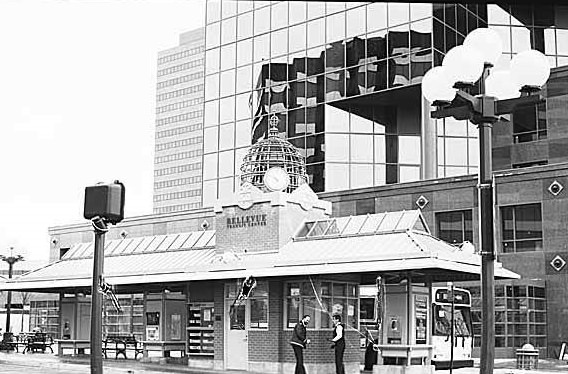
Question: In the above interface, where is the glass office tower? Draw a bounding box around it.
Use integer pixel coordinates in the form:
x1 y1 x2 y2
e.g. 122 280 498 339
201 1 568 207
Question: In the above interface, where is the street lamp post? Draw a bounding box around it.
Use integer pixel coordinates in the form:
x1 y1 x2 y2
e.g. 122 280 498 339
422 28 550 374
1 247 24 338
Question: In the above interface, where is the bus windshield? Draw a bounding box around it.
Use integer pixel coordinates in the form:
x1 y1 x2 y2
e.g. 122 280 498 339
433 305 472 337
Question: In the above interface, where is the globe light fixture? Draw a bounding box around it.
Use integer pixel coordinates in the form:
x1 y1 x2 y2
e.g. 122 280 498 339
510 49 551 89
464 28 503 66
421 66 457 103
442 45 484 85
485 70 521 100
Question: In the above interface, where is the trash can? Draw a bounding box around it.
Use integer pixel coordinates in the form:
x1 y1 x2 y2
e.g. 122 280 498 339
516 343 539 370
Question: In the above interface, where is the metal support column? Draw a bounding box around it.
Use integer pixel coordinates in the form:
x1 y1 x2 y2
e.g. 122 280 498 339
90 217 108 374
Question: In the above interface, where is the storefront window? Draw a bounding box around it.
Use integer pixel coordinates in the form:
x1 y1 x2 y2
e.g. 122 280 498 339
250 282 268 329
285 280 358 329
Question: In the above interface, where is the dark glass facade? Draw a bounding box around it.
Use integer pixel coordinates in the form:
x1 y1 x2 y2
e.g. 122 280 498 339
201 1 568 208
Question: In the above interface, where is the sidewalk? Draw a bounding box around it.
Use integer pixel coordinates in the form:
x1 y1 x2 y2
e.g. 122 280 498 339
0 350 566 374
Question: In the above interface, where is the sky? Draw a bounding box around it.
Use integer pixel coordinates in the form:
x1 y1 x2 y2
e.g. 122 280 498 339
0 0 205 264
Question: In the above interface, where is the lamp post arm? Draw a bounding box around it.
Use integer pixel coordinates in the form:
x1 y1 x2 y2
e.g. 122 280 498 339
494 94 545 115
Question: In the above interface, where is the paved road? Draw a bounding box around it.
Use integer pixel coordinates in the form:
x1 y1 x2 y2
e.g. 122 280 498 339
1 350 566 374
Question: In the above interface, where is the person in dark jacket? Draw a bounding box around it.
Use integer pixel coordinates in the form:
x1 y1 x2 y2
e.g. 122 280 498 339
290 315 311 374
330 314 345 374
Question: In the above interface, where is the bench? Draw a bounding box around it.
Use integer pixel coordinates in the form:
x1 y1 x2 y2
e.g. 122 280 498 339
0 333 21 352
103 334 143 359
55 339 90 356
22 333 54 354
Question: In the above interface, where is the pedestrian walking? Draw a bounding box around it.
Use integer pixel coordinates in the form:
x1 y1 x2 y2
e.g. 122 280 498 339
330 314 345 374
290 315 311 374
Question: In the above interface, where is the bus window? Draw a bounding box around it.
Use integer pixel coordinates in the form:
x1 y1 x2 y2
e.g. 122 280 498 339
434 305 472 337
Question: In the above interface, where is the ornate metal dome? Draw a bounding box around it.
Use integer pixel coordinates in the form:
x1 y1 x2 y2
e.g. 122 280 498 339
240 115 308 193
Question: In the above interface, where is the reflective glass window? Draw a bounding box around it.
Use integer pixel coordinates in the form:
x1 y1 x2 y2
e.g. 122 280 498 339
327 12 346 44
235 120 252 148
511 26 531 53
351 111 373 133
444 5 457 29
271 28 288 57
307 18 325 48
289 23 307 53
235 147 249 175
236 38 253 67
326 41 345 71
205 74 219 101
325 70 345 101
236 92 251 120
202 180 217 207
350 164 373 189
346 6 366 38
326 2 345 15
206 48 220 75
411 3 431 21
351 134 373 162
445 138 468 166
306 105 324 133
308 1 325 19
220 69 235 97
221 43 236 71
206 22 221 50
218 151 234 178
389 24 410 57
254 6 270 35
374 164 386 185
557 29 568 55
325 133 349 162
399 165 420 182
253 34 270 62
237 1 253 14
236 65 252 93
218 177 234 197
219 122 235 151
367 3 387 32
411 20 432 50
325 104 349 132
207 1 221 23
389 3 410 27
457 5 467 35
488 4 510 25
221 17 237 45
544 28 556 55
436 210 473 244
374 135 386 163
289 2 306 25
221 0 236 18
271 2 288 30
306 134 324 163
203 127 219 154
204 100 219 127
219 96 235 124
326 163 349 191
254 1 270 10
237 12 253 40
203 153 217 180
398 136 421 164
288 108 306 137
307 46 325 75
367 29 388 61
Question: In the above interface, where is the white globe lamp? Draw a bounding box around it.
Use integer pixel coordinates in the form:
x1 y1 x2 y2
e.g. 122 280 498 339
421 66 457 103
464 28 503 66
510 49 551 88
442 45 485 85
485 70 521 100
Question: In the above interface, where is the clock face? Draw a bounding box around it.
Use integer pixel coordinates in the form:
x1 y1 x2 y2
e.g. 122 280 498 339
264 167 290 192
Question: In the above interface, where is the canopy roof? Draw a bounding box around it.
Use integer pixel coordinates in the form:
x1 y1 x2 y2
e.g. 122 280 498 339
0 210 518 292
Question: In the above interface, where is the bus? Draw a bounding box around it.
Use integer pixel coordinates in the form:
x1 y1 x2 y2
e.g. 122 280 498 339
431 286 474 369
358 285 474 370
